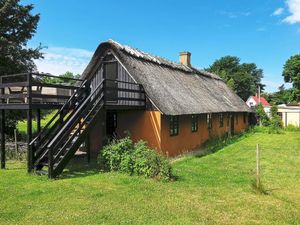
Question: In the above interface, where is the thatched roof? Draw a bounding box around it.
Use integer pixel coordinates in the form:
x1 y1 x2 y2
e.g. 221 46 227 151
82 39 252 115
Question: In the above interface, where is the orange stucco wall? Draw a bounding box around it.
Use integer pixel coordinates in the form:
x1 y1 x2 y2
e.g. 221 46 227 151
160 112 248 157
91 111 248 158
116 110 162 152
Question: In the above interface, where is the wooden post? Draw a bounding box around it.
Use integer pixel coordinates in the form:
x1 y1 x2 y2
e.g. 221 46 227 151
27 73 33 173
0 110 5 169
37 109 41 135
0 75 5 169
256 143 260 188
14 129 18 154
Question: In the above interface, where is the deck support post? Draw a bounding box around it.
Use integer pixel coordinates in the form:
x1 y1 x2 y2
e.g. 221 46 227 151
37 109 41 135
0 75 5 169
1 110 5 169
27 109 33 172
27 73 33 173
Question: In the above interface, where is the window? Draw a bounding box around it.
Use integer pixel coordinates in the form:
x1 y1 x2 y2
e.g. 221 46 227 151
236 113 238 125
191 115 198 132
219 113 224 127
207 113 212 129
170 116 179 136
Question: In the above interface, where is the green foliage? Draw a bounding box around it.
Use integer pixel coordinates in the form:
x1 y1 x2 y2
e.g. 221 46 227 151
206 56 264 100
283 54 300 95
98 137 173 181
255 103 270 126
268 105 283 134
0 0 42 135
42 72 80 85
267 85 297 105
0 0 42 75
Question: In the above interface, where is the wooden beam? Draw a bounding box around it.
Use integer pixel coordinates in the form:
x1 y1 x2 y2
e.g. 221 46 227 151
27 74 33 173
37 109 41 135
1 110 5 169
0 76 5 169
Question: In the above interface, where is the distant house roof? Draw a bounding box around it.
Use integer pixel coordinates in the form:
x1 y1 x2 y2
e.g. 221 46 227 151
82 39 252 115
250 96 270 107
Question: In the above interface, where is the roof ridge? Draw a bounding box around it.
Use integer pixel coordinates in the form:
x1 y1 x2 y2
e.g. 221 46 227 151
108 39 221 80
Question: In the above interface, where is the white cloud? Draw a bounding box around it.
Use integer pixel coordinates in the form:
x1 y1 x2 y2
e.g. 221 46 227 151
283 0 300 24
272 7 284 16
34 47 94 75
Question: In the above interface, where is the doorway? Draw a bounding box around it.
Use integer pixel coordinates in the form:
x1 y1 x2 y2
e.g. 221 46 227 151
106 111 118 138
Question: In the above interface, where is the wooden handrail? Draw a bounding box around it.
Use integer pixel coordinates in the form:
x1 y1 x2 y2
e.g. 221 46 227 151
47 79 104 149
29 79 88 146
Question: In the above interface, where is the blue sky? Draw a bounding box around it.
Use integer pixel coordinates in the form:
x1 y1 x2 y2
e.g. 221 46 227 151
22 0 300 92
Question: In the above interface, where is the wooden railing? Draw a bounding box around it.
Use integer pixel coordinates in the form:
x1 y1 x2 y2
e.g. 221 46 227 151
27 78 146 178
0 73 83 107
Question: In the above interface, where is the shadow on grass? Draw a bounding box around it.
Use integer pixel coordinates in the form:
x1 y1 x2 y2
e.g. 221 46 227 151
194 131 253 159
59 157 100 180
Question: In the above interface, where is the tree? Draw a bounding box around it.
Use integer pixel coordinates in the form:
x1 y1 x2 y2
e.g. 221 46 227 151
42 72 81 85
0 0 43 75
255 103 269 126
283 54 300 93
0 0 42 134
206 56 264 101
268 85 295 105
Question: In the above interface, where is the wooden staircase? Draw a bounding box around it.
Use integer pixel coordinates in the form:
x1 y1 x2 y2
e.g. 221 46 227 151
29 80 105 178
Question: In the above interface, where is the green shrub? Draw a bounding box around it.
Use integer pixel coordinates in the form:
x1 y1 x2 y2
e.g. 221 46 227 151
268 105 283 134
98 137 173 181
255 104 270 126
98 137 134 172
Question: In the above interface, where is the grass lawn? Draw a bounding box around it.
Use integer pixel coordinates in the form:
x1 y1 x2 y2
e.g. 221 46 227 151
16 111 57 134
0 132 299 224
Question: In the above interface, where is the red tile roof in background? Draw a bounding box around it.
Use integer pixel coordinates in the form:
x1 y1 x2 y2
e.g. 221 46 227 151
251 96 270 106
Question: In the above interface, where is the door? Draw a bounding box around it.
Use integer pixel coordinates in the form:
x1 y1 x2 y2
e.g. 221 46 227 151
104 62 118 101
230 113 235 135
106 112 118 138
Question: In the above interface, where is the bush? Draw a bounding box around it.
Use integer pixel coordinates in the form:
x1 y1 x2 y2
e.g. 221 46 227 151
268 105 283 134
255 104 270 126
98 137 173 181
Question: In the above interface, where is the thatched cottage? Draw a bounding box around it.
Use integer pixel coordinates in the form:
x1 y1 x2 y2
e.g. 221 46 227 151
0 39 252 178
83 40 252 157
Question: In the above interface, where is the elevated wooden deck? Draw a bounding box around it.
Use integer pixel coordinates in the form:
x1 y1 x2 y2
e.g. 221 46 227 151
0 73 82 110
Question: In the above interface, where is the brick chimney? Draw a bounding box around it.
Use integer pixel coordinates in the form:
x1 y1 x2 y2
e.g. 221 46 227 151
179 51 191 67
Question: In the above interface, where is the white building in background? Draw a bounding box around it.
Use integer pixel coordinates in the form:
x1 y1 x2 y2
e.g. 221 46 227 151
246 95 270 115
277 104 300 127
